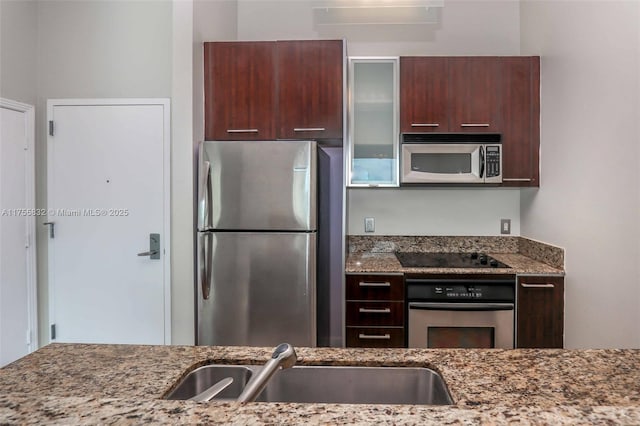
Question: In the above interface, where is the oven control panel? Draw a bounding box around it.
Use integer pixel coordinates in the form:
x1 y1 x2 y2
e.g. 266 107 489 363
407 280 515 302
434 286 484 298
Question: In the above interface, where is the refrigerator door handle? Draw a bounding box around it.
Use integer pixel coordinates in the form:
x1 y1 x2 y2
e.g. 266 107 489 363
199 233 212 300
198 160 211 230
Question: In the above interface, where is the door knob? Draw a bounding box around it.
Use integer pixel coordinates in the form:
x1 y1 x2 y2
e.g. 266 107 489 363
138 233 160 260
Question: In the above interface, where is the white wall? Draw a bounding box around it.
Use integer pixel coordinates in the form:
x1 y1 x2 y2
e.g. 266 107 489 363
349 188 520 235
237 0 523 236
34 0 173 346
0 0 38 105
237 0 520 56
520 1 640 348
171 0 195 345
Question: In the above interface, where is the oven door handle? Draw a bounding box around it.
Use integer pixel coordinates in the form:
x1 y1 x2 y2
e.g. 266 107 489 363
409 302 514 311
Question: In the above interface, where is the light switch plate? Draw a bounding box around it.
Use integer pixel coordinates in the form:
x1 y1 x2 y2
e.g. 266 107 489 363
500 219 511 235
364 217 375 233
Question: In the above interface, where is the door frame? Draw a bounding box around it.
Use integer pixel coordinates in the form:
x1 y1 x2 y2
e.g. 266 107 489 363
0 97 37 353
46 98 172 344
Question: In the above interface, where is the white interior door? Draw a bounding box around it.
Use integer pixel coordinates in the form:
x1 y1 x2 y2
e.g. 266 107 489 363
47 99 170 345
0 99 37 367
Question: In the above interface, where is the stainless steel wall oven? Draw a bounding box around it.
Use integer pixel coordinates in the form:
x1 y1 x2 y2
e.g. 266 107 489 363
406 275 515 349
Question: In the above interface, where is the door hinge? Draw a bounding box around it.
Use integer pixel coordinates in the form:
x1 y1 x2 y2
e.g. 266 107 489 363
49 120 54 136
26 329 32 345
51 324 56 340
25 233 30 248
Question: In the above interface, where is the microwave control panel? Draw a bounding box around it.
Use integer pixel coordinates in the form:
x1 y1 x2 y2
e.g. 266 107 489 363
485 145 501 178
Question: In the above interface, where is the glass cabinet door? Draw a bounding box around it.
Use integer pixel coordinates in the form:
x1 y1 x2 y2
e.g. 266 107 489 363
348 57 399 187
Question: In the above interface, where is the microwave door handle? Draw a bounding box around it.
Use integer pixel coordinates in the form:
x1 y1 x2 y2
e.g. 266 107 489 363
479 146 485 179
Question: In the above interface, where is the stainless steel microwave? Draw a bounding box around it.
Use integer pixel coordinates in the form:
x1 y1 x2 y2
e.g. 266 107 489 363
401 133 502 184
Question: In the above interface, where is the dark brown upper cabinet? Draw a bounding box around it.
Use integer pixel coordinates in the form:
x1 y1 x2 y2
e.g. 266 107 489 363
399 56 540 186
448 57 502 133
204 40 343 141
277 40 344 140
400 57 448 133
204 42 277 140
400 57 501 133
500 57 540 186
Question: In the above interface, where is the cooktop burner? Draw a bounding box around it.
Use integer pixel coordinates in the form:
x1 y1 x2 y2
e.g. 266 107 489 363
395 252 510 269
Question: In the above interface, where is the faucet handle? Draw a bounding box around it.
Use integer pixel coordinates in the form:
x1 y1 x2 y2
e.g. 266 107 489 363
272 343 297 369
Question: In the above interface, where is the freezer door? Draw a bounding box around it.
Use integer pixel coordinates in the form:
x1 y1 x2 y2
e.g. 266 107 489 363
197 232 316 347
201 140 317 231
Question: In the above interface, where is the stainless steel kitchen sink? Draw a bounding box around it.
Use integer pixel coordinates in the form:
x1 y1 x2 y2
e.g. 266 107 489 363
165 365 453 405
164 365 253 400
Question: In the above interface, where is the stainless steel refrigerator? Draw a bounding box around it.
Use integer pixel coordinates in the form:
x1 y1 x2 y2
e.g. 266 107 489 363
196 140 317 347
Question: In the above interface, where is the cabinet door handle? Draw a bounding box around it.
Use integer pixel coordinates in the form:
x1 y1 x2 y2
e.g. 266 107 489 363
359 308 391 314
359 281 391 288
520 283 555 288
503 178 532 182
358 333 391 340
411 123 439 127
460 123 490 127
227 129 258 133
293 127 325 132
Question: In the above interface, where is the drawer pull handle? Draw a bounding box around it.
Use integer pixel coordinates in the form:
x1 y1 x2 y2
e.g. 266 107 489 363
460 123 490 127
294 127 325 132
359 282 391 288
411 123 439 127
226 129 259 133
521 283 555 288
503 178 532 182
358 333 391 340
359 308 391 314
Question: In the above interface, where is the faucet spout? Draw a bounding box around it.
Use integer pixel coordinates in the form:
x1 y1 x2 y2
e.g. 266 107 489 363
236 343 297 403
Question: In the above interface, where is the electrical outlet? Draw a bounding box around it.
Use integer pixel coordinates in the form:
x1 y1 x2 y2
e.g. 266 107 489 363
364 217 375 233
500 219 511 235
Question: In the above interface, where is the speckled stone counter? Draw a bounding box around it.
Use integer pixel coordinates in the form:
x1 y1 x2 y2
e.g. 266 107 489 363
346 252 563 275
2 344 640 424
346 236 565 275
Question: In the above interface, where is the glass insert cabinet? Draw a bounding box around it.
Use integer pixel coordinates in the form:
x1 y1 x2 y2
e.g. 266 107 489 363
347 57 399 187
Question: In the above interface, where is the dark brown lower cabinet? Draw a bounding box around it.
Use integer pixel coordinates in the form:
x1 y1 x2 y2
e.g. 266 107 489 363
345 274 405 348
516 276 564 348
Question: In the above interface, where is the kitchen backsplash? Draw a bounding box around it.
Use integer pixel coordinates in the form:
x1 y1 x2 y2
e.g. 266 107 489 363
517 238 565 269
347 235 564 270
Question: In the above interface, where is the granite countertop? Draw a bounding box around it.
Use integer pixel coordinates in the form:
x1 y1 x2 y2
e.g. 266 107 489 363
345 252 564 275
2 344 640 424
345 236 565 276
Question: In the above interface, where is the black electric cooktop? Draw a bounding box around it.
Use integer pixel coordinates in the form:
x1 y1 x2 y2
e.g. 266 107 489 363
395 252 511 269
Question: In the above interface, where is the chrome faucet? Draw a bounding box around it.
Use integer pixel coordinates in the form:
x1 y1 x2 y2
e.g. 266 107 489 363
236 343 297 403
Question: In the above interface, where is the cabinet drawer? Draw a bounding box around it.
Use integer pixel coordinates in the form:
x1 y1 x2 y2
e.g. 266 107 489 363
346 301 404 327
346 274 404 301
346 327 405 348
